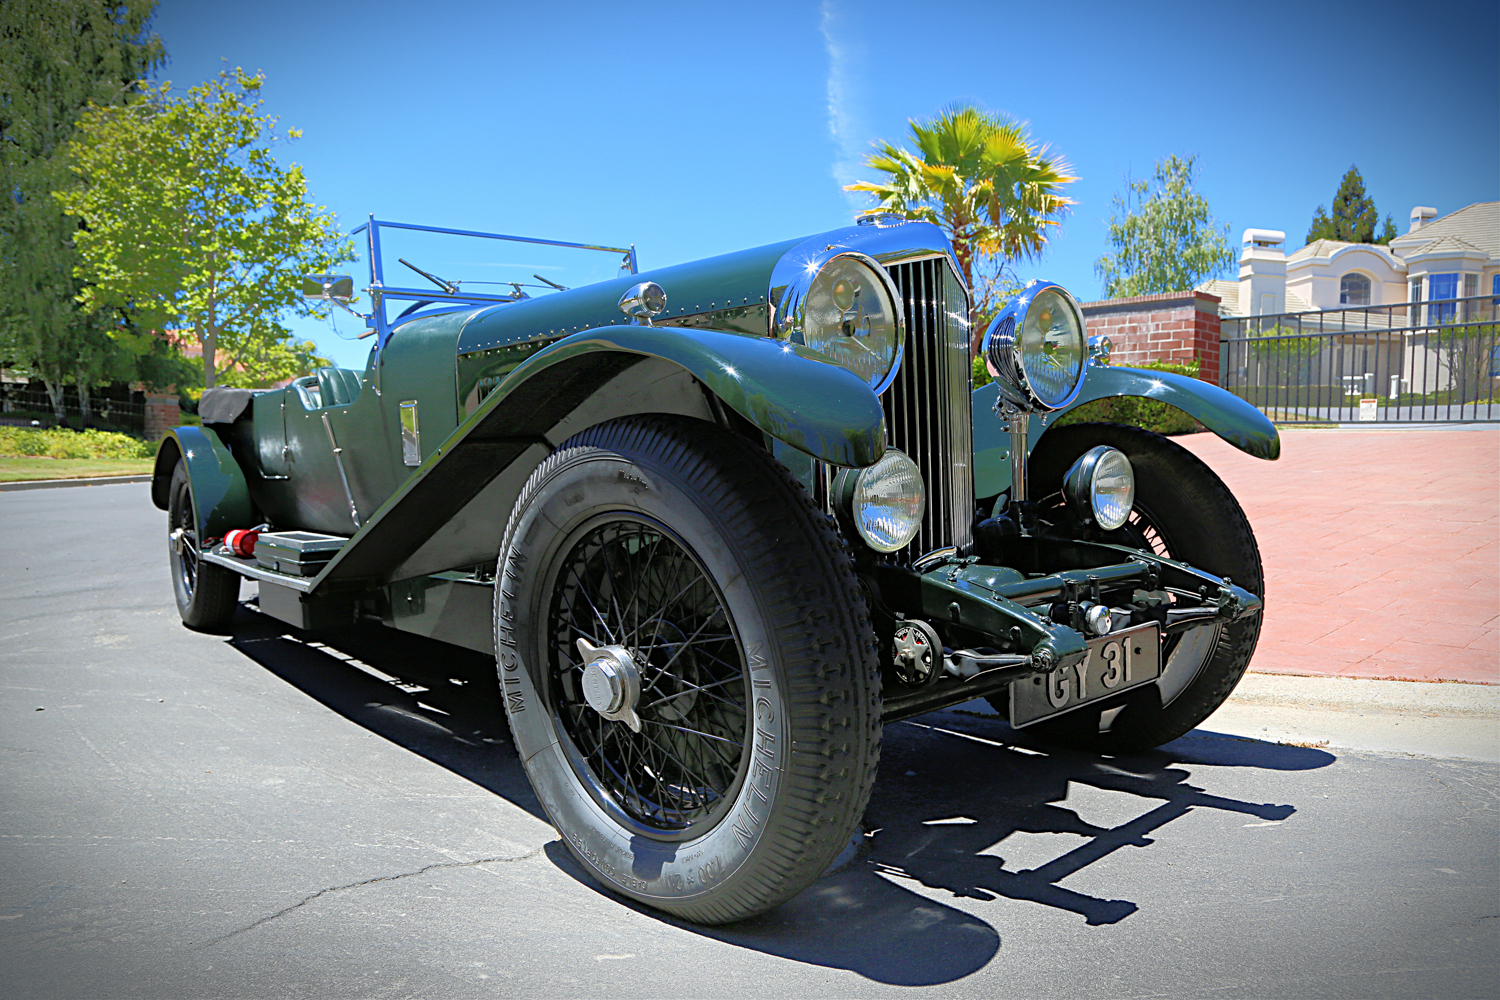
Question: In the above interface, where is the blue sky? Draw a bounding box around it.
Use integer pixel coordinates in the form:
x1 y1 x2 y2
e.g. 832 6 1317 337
152 0 1499 369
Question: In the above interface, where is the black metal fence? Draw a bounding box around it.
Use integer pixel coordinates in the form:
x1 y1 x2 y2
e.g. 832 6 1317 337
0 387 147 432
1220 294 1498 423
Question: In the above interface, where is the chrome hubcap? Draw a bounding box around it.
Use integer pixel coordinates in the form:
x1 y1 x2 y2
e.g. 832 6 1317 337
576 638 642 732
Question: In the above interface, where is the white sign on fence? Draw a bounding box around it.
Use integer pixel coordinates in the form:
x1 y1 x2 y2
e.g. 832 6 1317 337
1359 398 1379 421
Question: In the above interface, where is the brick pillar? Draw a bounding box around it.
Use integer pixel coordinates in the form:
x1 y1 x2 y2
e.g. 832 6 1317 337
1191 302 1222 385
143 388 180 442
1078 291 1223 384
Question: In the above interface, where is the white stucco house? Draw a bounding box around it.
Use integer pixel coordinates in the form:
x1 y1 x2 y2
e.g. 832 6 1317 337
1200 201 1499 319
1205 201 1498 412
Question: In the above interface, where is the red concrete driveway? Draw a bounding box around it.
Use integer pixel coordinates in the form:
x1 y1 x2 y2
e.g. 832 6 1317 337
1176 427 1498 684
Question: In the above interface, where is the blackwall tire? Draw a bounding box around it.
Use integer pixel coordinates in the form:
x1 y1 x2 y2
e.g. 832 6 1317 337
495 416 880 924
1010 423 1265 752
167 460 240 631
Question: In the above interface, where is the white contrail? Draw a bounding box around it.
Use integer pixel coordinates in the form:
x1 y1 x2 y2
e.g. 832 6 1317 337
820 0 866 210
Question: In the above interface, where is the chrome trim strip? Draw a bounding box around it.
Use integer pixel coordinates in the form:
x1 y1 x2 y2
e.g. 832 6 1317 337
201 549 316 593
878 257 975 563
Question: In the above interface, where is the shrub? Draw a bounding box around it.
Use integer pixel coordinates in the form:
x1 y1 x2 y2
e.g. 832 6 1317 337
0 426 154 460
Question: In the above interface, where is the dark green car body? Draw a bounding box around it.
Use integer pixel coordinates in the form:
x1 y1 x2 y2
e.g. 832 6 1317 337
153 218 1276 721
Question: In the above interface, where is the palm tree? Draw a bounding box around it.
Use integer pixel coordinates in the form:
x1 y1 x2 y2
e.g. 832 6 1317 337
845 104 1077 334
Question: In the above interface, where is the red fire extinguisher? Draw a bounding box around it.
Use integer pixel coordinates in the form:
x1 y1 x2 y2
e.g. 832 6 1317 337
223 524 268 558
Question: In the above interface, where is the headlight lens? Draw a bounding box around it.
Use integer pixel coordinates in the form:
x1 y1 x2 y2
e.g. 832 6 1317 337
1020 288 1085 407
845 448 925 552
1063 445 1135 531
801 256 901 391
983 282 1087 411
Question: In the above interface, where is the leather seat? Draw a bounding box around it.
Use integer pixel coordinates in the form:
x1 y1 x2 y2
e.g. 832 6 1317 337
315 367 363 407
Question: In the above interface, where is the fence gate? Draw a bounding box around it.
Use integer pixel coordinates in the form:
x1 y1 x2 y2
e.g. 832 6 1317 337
1220 293 1498 423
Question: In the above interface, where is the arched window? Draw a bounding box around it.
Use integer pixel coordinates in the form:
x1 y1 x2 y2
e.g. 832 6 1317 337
1340 272 1372 306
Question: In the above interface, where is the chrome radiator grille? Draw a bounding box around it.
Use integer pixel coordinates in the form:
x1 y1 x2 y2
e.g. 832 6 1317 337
881 257 974 564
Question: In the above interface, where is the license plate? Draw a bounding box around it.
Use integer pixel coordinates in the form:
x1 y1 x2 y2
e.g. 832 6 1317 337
1009 623 1162 728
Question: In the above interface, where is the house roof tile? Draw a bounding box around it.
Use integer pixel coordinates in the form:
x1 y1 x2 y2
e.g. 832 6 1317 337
1405 234 1486 259
1287 239 1402 266
1388 202 1499 259
1192 279 1311 317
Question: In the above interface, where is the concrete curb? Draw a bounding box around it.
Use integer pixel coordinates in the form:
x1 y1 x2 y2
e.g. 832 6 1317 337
1209 672 1500 761
0 474 152 492
1277 422 1499 431
1235 672 1499 718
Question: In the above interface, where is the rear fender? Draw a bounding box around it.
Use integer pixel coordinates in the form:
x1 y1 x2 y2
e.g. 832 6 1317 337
972 368 1280 497
150 426 253 539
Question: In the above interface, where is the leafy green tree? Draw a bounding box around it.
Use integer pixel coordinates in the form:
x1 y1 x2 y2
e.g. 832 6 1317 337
0 0 167 422
845 103 1076 331
1306 166 1395 245
58 68 352 389
1094 154 1235 298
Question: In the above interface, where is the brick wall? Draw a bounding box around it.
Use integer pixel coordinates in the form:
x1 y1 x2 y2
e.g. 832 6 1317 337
143 390 180 442
1078 290 1222 385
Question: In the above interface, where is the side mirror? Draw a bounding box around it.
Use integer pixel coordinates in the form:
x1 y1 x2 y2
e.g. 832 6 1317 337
303 274 355 303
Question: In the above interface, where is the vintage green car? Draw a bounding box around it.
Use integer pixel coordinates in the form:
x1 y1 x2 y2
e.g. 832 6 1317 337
152 215 1276 924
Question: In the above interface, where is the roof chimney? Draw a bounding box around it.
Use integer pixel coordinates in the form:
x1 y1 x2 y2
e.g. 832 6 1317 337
1243 229 1285 249
1240 230 1286 316
1409 206 1437 233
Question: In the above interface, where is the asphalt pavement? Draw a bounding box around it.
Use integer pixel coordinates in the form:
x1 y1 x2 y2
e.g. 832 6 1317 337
2 481 1496 998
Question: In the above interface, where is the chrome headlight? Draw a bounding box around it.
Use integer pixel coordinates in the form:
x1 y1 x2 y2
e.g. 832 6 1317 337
775 252 903 393
1063 446 1135 531
834 448 925 552
982 281 1087 411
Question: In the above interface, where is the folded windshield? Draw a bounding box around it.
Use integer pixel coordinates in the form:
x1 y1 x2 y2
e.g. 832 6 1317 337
319 218 636 341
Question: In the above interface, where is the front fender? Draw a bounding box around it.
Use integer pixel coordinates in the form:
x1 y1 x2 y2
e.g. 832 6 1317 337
304 325 885 592
151 426 253 538
477 325 886 468
1063 366 1280 459
972 368 1280 497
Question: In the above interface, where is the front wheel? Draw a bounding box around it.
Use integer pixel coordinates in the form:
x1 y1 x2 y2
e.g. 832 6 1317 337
1018 423 1265 752
496 416 880 924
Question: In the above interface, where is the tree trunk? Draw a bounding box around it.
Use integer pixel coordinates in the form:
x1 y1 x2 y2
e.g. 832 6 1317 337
202 284 219 390
202 325 216 390
75 366 93 427
41 378 66 426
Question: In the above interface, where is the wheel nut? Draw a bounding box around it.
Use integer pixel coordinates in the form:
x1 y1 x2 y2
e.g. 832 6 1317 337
581 657 624 714
575 638 642 732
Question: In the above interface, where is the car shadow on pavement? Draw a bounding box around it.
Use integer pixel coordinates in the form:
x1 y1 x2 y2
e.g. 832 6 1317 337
226 608 1336 988
854 708 1329 928
225 608 548 823
561 708 1335 986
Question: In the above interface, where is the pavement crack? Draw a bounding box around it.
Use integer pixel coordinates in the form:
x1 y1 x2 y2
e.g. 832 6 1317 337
201 847 543 947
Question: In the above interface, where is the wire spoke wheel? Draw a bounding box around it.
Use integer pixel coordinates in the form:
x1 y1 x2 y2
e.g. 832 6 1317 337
496 416 880 924
548 517 749 837
1017 422 1264 751
1115 500 1224 702
172 489 200 597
